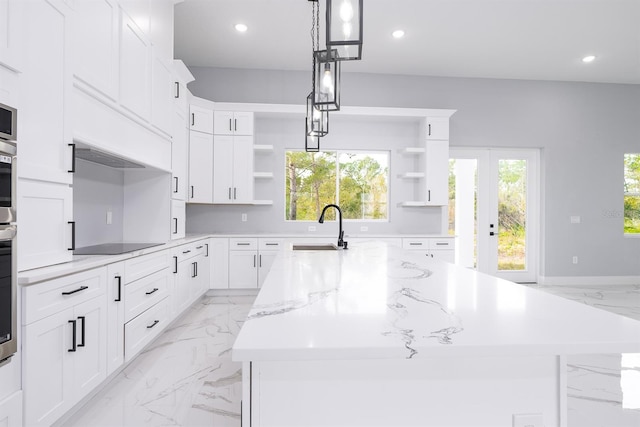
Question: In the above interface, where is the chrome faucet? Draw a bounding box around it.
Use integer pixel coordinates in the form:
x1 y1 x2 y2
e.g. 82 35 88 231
318 204 347 249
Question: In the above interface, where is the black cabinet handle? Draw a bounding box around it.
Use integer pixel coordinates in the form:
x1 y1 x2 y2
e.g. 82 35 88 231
62 285 88 296
191 262 196 278
205 243 209 257
195 261 198 277
253 255 256 268
77 316 86 347
175 81 180 99
265 243 279 246
228 187 231 200
147 320 159 329
428 123 431 136
173 256 178 274
237 242 250 246
409 242 422 246
115 275 122 302
68 221 76 251
68 143 76 173
428 190 431 202
234 187 237 200
68 320 77 352
145 288 159 295
173 218 178 234
234 118 237 131
191 186 194 199
173 176 179 193
229 118 232 132
191 113 195 127
183 250 191 254
259 254 262 268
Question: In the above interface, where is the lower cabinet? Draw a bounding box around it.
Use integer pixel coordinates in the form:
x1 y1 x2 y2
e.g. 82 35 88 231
173 240 209 313
229 238 283 288
402 237 456 263
106 262 125 376
23 269 108 427
124 296 171 361
209 238 229 289
0 391 23 427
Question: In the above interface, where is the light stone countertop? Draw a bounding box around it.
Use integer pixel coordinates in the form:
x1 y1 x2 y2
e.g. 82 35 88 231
232 240 640 361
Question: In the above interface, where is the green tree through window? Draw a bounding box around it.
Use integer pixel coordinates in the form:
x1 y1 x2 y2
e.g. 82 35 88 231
624 153 640 234
285 151 389 221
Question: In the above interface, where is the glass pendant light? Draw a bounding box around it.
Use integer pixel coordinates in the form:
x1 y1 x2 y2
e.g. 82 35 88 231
313 49 341 112
305 120 320 152
306 92 328 137
326 0 363 60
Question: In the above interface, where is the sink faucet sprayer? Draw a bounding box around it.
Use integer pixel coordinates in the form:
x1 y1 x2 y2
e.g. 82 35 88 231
318 204 348 249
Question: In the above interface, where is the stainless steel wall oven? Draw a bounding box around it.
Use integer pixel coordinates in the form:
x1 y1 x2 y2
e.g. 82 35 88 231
0 110 16 365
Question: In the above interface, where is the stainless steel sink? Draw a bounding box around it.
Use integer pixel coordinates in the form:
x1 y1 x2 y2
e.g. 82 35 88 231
292 243 338 251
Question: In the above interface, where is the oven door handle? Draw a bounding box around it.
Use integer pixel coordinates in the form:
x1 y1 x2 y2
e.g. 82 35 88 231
0 225 16 241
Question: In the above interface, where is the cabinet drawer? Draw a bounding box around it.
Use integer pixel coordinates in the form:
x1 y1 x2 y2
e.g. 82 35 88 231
230 237 257 250
258 238 284 251
23 267 106 325
430 239 455 250
124 269 169 322
124 250 170 284
402 239 430 250
175 240 206 263
124 297 170 362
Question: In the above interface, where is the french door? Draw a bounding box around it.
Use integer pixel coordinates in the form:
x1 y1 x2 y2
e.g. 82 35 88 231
449 148 539 283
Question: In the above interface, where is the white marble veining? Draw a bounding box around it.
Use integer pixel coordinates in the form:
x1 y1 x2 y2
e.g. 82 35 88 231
233 242 640 362
64 295 254 427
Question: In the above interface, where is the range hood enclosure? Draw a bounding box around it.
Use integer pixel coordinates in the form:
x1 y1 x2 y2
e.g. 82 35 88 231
75 147 145 169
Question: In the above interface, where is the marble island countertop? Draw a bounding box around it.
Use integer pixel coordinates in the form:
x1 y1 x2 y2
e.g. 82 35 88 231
232 241 640 362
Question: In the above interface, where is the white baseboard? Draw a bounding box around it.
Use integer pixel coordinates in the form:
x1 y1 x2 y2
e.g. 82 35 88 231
538 275 640 286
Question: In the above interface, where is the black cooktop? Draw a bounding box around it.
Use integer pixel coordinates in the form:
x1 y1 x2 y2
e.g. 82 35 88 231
73 242 164 255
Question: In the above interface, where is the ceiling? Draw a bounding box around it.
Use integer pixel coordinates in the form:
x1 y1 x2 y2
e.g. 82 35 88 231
174 0 640 84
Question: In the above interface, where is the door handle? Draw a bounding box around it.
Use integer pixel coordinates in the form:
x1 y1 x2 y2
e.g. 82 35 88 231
68 221 76 251
77 316 86 347
68 320 77 352
174 176 179 193
191 113 195 127
114 275 122 302
68 143 76 173
173 218 178 234
175 81 180 99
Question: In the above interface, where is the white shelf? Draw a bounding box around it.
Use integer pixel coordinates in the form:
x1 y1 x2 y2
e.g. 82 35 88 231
254 172 273 179
254 144 274 152
252 200 274 205
398 201 429 207
398 172 425 179
398 147 426 155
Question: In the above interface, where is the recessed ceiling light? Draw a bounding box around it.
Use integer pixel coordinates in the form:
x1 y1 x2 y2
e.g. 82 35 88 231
582 55 596 63
392 30 405 39
235 23 248 33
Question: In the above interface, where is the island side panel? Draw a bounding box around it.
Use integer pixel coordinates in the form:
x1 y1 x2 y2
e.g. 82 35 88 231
251 356 561 427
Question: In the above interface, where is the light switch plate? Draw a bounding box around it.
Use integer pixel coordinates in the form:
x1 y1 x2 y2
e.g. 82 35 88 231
570 216 581 224
513 413 544 427
308 226 316 232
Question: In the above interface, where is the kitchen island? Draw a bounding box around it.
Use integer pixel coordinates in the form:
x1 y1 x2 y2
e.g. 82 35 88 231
232 241 640 426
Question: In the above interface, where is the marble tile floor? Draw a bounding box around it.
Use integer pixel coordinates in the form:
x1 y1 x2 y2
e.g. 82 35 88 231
63 285 640 427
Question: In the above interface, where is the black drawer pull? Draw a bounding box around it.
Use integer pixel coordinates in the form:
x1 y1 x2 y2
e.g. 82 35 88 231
196 245 203 249
145 288 159 295
147 320 159 329
68 143 76 173
173 256 178 274
435 242 448 246
265 243 279 246
409 242 422 246
68 320 77 352
182 250 191 254
68 221 76 251
237 242 251 246
115 275 122 302
62 285 88 296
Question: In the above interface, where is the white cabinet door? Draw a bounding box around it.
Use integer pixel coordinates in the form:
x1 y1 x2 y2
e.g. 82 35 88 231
119 10 150 120
233 111 254 135
258 251 278 287
213 111 234 135
209 238 229 289
171 111 188 200
188 130 213 203
170 199 186 240
426 117 450 140
0 391 23 427
232 136 254 203
214 111 254 135
150 54 174 136
73 0 118 99
430 250 455 263
72 296 107 400
190 105 213 134
19 0 72 184
229 251 257 289
106 262 125 376
0 0 23 71
23 308 74 427
175 259 195 313
424 139 449 206
212 135 234 203
18 180 73 271
149 0 174 62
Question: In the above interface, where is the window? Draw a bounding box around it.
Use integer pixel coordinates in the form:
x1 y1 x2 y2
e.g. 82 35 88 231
624 153 640 235
285 150 389 221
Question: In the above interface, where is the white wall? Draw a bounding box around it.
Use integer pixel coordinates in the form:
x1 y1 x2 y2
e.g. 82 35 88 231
185 66 640 278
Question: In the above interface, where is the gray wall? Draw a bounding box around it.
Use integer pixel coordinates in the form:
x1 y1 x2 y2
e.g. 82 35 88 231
186 66 640 278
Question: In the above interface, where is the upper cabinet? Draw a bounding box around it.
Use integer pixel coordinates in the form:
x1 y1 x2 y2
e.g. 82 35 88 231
0 0 24 72
119 9 151 121
190 105 214 134
426 117 450 140
72 0 119 100
214 111 254 136
150 53 174 136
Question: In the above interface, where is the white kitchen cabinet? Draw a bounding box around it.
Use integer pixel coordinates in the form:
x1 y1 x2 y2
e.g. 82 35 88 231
209 238 229 289
402 237 455 263
18 180 73 271
174 242 208 311
106 262 125 376
258 239 283 287
124 296 170 362
150 54 174 136
23 269 107 427
190 105 214 134
0 0 23 72
119 9 150 121
424 139 449 206
171 111 189 200
171 199 186 240
72 0 118 100
149 0 174 62
212 135 254 204
173 60 193 120
0 391 22 427
426 117 450 140
213 111 254 136
229 251 258 289
229 238 282 288
188 130 214 203
18 0 73 185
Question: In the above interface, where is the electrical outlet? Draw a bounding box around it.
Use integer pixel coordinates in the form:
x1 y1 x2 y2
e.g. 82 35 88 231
512 413 544 427
308 225 316 232
570 216 581 224
241 213 247 222
106 210 112 225
360 226 369 232
573 256 578 264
